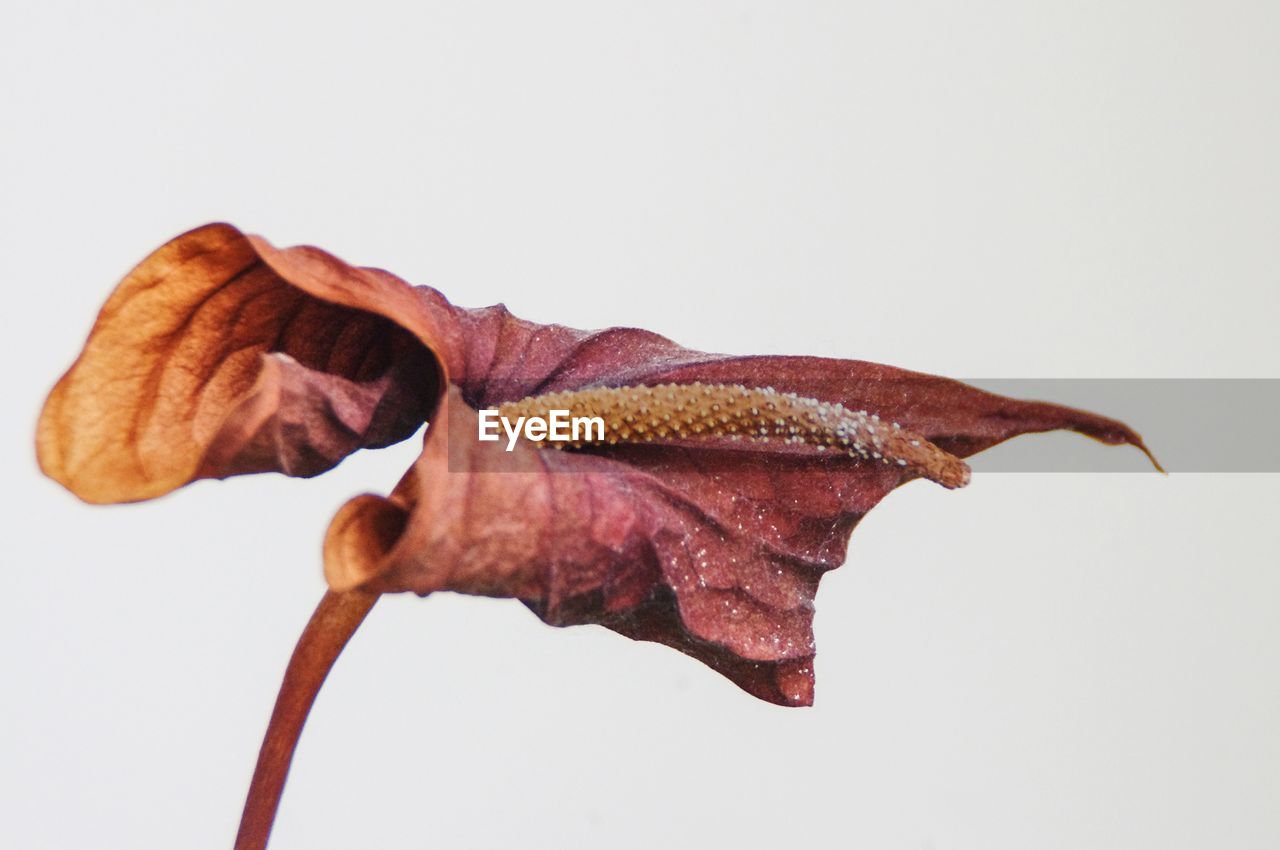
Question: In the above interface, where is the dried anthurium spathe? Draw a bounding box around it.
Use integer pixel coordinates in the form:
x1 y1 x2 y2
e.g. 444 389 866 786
38 223 1160 849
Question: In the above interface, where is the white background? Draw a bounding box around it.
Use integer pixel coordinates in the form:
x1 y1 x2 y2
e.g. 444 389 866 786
2 2 1277 849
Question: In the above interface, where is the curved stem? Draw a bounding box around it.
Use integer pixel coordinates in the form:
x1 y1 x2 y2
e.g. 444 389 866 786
235 589 379 850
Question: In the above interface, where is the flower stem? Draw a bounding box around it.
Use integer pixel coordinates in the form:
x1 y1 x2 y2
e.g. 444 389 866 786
234 589 379 850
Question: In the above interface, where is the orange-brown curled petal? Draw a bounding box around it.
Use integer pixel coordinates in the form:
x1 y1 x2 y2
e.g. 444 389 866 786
37 224 444 504
323 493 409 592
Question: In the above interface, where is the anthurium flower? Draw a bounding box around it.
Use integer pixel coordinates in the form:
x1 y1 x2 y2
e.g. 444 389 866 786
37 223 1158 849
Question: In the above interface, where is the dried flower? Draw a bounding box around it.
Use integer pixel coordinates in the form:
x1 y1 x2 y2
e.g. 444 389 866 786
37 223 1158 848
